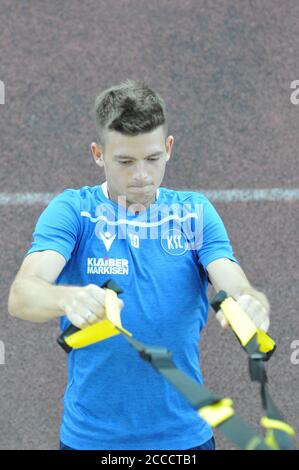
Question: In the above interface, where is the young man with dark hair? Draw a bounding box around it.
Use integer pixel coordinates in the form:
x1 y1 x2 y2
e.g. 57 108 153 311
8 79 270 450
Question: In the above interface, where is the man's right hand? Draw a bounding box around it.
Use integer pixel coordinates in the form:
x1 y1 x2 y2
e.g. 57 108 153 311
58 284 124 329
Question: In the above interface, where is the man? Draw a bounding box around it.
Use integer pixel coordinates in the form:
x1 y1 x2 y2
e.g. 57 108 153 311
8 79 270 450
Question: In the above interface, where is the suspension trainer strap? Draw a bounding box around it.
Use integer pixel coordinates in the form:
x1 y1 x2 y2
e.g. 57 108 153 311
57 280 296 450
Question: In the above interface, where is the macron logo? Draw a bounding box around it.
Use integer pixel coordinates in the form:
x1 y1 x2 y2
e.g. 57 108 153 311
98 231 117 251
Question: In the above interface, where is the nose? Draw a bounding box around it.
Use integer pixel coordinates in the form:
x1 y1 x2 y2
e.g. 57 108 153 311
132 161 150 185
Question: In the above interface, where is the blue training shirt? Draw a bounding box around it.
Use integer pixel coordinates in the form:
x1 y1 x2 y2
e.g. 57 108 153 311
25 182 239 450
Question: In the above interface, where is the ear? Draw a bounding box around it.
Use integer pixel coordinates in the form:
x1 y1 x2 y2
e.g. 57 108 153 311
91 142 104 167
165 135 174 162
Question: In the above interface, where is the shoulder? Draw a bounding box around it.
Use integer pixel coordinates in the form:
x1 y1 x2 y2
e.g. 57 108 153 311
49 185 100 210
159 186 211 207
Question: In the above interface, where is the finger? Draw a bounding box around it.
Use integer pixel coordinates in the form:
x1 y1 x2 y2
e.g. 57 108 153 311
236 294 252 312
65 305 89 329
75 293 106 321
86 284 107 304
86 298 106 320
216 310 229 329
260 317 270 332
84 311 100 325
237 294 270 320
86 285 123 316
237 296 269 326
249 310 269 330
76 318 89 329
241 303 270 332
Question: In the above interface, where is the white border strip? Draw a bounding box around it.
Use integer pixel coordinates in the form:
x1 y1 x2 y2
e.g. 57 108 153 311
200 188 299 202
0 193 56 205
0 189 298 205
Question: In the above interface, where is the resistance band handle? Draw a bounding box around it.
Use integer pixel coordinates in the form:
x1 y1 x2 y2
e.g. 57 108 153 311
210 290 229 313
101 279 123 294
211 290 276 364
57 279 123 353
57 324 80 353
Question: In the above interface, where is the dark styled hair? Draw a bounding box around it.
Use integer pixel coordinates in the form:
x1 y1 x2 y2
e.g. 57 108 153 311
94 79 168 150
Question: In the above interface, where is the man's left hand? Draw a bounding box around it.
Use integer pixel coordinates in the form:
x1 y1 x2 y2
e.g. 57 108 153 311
215 286 271 332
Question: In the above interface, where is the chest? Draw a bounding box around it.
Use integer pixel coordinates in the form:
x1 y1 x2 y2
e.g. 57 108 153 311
78 216 200 280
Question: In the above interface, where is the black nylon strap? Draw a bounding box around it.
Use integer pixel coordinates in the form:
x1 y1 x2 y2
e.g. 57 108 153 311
57 279 296 450
210 290 295 450
120 328 272 450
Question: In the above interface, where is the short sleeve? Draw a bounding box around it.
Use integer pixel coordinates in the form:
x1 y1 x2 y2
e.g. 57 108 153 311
25 189 81 263
197 197 239 271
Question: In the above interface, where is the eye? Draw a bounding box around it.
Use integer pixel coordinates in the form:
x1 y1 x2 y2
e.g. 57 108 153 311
147 157 159 162
119 161 132 165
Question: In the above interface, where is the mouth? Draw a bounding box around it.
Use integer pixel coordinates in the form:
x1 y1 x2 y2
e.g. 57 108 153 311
129 184 153 189
129 187 151 192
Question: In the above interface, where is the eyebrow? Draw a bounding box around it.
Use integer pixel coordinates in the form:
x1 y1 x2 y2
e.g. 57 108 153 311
113 151 164 160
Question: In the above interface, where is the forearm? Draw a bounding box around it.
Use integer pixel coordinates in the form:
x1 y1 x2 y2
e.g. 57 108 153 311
8 276 78 323
208 259 251 298
213 272 269 310
208 259 270 313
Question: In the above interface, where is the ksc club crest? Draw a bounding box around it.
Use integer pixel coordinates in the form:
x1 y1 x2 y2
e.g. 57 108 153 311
161 228 188 256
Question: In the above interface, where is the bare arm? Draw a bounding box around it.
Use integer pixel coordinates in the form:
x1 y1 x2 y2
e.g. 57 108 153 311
7 250 116 327
8 250 75 322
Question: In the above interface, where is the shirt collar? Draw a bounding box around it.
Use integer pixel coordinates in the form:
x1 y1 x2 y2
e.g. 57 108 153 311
101 181 160 201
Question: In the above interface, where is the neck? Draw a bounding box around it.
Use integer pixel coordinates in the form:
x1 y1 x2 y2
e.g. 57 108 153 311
104 182 157 212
